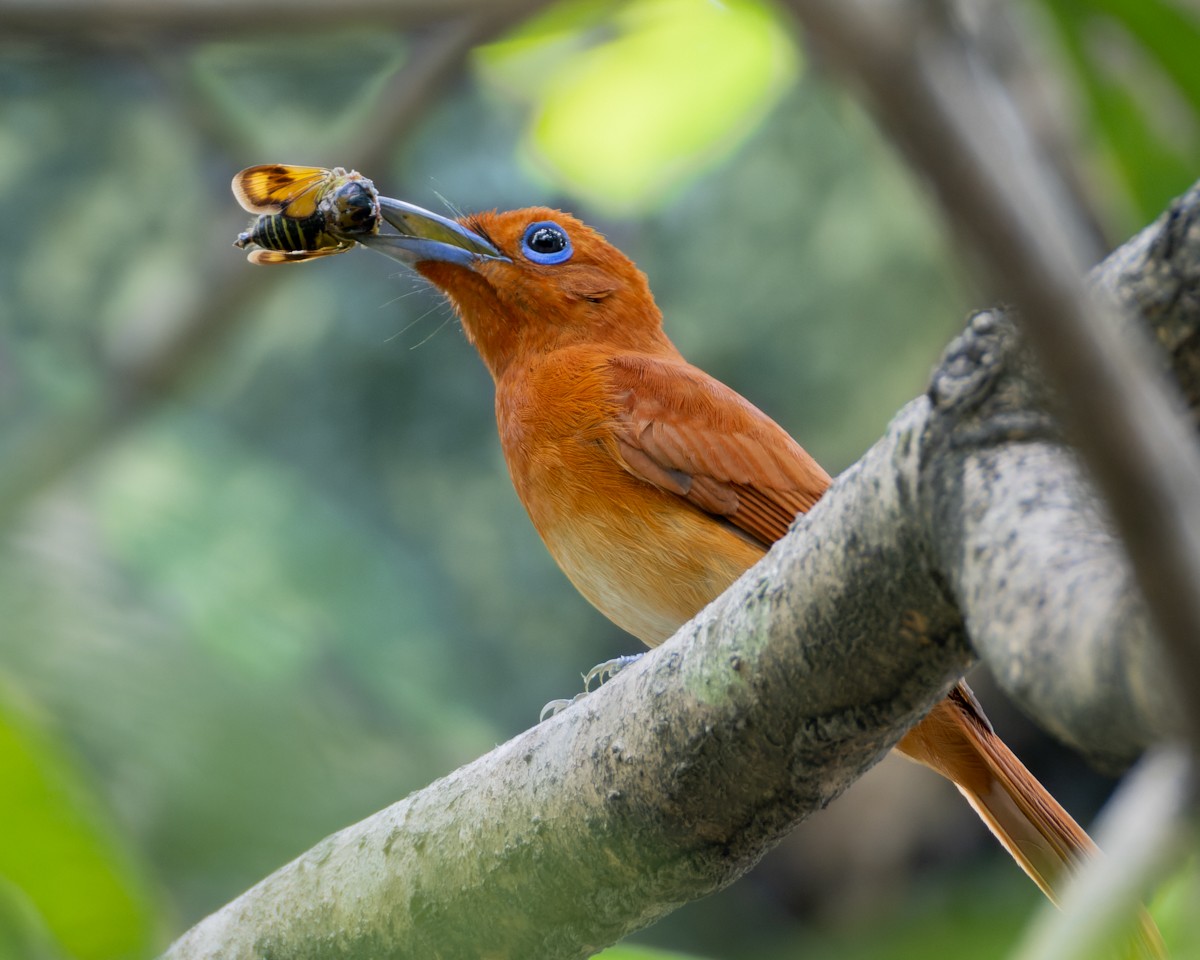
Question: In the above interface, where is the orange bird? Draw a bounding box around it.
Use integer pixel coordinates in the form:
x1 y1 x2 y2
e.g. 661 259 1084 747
359 199 1163 953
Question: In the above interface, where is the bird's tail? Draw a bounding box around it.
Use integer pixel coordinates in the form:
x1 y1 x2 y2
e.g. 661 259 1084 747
898 683 1167 959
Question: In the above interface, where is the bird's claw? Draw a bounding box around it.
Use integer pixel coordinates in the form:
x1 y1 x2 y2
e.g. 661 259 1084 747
539 695 585 722
583 653 644 691
538 653 646 722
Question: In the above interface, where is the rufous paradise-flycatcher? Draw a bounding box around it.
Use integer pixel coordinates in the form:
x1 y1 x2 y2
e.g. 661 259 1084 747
346 196 1162 955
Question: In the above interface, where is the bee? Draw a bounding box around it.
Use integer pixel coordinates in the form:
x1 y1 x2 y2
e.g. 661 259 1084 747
231 164 381 264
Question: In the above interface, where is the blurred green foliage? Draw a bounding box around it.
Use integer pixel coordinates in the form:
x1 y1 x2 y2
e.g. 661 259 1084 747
0 693 156 960
1041 0 1200 228
1149 857 1200 956
0 1 1197 958
596 946 716 960
478 0 798 211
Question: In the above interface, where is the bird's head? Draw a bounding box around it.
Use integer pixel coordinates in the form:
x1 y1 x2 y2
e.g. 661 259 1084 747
361 199 669 378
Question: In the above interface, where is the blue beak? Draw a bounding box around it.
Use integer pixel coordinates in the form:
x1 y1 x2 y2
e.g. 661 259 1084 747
359 197 507 266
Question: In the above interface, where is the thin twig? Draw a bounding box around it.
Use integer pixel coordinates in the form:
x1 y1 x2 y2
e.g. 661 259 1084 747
0 0 507 42
349 7 550 174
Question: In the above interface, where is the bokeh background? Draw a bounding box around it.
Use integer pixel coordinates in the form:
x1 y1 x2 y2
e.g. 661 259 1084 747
2 1 1199 958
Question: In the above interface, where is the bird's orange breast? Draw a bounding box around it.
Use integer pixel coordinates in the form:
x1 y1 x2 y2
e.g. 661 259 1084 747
495 348 766 646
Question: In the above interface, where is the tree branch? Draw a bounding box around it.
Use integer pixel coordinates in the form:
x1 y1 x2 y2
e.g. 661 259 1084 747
159 184 1197 958
781 0 1200 761
163 394 972 960
931 190 1200 768
923 311 1172 769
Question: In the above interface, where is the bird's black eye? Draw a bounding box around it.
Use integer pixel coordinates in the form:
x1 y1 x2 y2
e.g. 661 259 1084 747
521 221 573 265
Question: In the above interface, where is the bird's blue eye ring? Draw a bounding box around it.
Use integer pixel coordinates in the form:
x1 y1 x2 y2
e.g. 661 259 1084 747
521 221 573 265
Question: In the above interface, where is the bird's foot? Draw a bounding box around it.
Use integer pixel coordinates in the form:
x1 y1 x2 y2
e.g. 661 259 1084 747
583 653 644 691
538 653 646 722
539 695 584 722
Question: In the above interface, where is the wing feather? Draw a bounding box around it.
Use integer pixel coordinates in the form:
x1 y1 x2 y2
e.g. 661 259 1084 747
608 354 831 546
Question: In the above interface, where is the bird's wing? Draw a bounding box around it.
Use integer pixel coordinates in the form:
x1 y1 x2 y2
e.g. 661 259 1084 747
607 354 832 546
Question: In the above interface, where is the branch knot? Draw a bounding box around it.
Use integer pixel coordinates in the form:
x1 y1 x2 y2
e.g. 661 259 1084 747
928 309 1011 414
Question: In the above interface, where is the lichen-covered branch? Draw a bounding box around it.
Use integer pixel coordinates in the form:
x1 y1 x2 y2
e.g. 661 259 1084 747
162 395 972 959
926 189 1200 769
925 312 1171 770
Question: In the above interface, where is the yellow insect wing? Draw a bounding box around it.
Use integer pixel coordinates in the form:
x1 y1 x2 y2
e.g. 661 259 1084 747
246 243 352 265
231 164 333 216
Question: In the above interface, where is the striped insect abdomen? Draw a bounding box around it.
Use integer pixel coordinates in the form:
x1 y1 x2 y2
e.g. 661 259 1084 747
236 212 333 253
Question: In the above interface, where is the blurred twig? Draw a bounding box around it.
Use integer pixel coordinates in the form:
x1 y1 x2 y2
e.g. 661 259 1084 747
350 14 531 172
0 0 526 43
946 0 1110 250
139 39 264 164
1014 747 1193 960
780 0 1200 765
0 8 545 528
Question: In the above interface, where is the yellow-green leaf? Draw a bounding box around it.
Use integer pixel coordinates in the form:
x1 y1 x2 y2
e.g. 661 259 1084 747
479 0 799 212
0 694 158 960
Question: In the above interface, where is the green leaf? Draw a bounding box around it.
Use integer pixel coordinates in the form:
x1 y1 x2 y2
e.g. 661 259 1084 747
1068 0 1200 114
0 876 67 960
0 693 157 960
595 946 716 960
478 0 799 212
1144 855 1200 957
1039 0 1200 226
